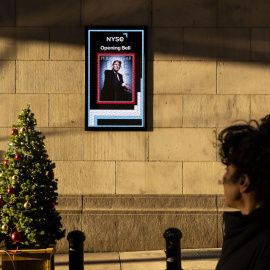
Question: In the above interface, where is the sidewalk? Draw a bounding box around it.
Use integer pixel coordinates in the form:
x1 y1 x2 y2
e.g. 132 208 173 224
55 249 220 270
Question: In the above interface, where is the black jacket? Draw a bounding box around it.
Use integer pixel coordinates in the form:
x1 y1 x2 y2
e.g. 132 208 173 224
100 70 132 102
216 204 270 270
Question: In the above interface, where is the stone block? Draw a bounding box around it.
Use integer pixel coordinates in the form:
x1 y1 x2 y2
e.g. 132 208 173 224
0 61 15 93
217 195 227 211
0 1 15 26
251 28 270 61
0 128 10 159
49 94 83 127
152 95 182 128
218 0 270 27
153 0 217 27
184 28 250 60
56 210 82 253
183 95 250 127
51 195 221 252
82 194 217 211
82 0 151 26
217 212 224 247
82 210 218 252
57 195 83 211
0 94 48 127
251 95 270 120
154 61 216 94
55 161 115 194
16 0 81 26
183 162 224 194
50 27 84 60
115 161 182 194
16 61 84 94
217 195 237 211
151 28 184 60
149 128 216 161
16 27 49 60
40 128 83 161
217 61 270 94
0 28 16 60
84 132 147 161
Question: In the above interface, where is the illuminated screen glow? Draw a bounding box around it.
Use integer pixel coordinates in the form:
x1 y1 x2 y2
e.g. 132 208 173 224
85 26 147 131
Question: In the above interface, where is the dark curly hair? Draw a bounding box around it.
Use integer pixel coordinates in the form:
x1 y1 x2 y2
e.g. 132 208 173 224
218 115 270 203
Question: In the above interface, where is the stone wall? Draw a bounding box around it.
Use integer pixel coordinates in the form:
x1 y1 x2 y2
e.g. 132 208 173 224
0 0 270 252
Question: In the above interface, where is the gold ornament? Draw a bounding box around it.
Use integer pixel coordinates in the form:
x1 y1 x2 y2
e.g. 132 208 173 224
20 127 26 134
2 224 8 231
11 175 19 181
24 202 31 209
0 173 2 177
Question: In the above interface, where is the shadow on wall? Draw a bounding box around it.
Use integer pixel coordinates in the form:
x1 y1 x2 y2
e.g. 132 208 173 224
0 1 269 62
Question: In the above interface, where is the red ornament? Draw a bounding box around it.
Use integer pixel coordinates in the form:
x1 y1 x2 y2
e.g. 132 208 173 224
7 187 14 195
11 129 18 135
4 160 8 166
11 231 21 242
48 171 54 178
15 154 23 161
0 198 4 206
50 202 55 208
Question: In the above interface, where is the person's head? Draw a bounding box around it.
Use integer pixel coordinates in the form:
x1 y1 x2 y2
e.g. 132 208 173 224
218 115 270 207
112 60 121 72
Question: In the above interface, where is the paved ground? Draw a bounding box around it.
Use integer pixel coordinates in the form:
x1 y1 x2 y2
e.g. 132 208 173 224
55 250 219 270
0 249 219 269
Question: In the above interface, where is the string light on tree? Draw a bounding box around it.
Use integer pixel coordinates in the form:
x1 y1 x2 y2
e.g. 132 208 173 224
1 224 8 231
11 175 19 182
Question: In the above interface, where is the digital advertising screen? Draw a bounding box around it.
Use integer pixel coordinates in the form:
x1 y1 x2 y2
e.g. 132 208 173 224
85 26 147 131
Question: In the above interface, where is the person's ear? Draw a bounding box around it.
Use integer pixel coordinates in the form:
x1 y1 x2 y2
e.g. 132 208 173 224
240 174 250 193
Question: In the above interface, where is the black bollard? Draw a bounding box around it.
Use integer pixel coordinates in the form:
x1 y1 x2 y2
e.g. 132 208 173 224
163 228 183 270
67 230 86 270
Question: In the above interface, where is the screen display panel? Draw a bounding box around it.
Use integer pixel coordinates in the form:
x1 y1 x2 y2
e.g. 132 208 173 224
85 26 147 131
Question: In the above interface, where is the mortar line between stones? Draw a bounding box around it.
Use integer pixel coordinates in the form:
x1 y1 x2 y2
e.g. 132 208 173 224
216 195 219 248
48 27 51 61
249 95 252 121
216 0 219 27
216 61 218 95
81 195 84 232
115 161 117 194
80 0 83 27
118 252 123 270
250 28 252 61
15 60 17 94
151 0 153 27
48 95 50 127
182 161 184 195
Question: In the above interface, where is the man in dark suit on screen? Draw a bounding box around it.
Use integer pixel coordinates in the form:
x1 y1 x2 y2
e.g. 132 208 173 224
100 60 132 102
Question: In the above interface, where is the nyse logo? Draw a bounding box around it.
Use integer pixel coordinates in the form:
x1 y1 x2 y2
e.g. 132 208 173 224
106 36 124 42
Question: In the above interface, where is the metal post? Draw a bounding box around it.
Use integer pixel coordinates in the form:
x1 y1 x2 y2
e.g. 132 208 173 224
67 230 86 270
163 228 182 270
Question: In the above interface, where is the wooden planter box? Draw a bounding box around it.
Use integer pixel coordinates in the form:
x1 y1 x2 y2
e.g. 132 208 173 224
0 247 55 270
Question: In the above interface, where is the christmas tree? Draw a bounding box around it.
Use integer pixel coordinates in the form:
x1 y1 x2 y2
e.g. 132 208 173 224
0 104 65 249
